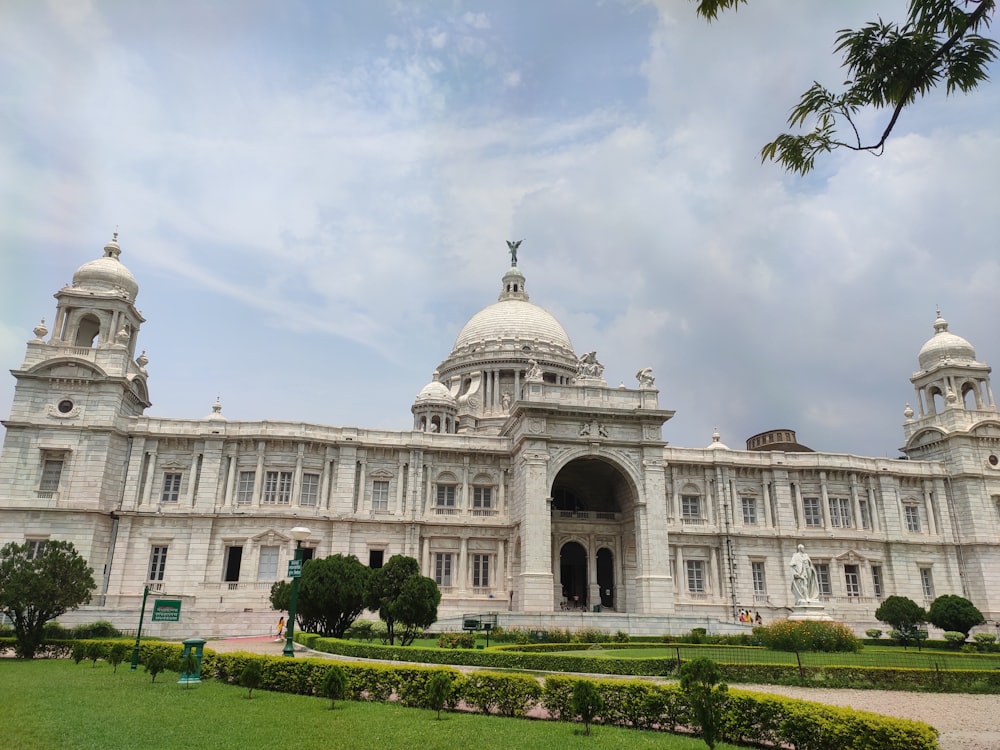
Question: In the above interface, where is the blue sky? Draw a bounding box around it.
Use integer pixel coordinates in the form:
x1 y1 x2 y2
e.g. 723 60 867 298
1 0 998 457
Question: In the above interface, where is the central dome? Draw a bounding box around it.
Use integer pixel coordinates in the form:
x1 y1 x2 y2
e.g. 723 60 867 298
454 298 573 352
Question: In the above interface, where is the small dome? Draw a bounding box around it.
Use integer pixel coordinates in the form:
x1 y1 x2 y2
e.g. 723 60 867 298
706 428 730 450
414 380 456 406
917 313 976 370
72 233 139 301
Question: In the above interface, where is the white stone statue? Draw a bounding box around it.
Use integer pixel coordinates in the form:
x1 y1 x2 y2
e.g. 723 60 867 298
636 367 655 388
525 359 543 382
790 544 820 605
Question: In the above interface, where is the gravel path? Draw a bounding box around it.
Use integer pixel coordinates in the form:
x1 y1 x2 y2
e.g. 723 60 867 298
208 636 1000 750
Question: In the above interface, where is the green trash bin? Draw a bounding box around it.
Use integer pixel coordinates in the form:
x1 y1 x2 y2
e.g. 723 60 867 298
593 605 601 613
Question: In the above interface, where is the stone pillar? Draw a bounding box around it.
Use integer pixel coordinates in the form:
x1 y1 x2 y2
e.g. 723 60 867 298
517 449 554 611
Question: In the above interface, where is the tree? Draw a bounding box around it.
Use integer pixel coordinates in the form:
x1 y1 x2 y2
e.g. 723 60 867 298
678 658 729 750
571 679 604 736
145 651 167 683
927 594 985 638
297 554 371 638
365 555 441 645
875 595 926 630
426 672 454 720
0 540 96 659
240 660 263 699
695 1 998 173
269 579 290 612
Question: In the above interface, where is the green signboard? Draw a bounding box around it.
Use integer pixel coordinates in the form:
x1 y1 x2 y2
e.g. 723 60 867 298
151 599 182 622
287 560 302 578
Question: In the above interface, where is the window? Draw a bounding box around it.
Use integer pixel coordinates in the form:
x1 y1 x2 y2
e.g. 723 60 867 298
814 562 832 596
904 505 921 532
829 497 852 528
161 473 181 503
257 546 279 581
803 497 822 527
39 457 64 492
300 473 319 506
844 564 861 597
859 499 871 530
685 560 705 593
436 484 456 513
237 471 255 504
919 567 934 599
751 561 767 596
263 471 292 504
371 480 389 512
434 553 453 586
473 487 492 509
224 545 243 583
681 495 701 520
472 554 491 588
871 564 884 599
741 497 758 525
25 539 46 560
148 546 168 582
368 549 384 569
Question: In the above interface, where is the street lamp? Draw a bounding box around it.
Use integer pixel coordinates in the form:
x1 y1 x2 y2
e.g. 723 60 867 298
283 526 311 657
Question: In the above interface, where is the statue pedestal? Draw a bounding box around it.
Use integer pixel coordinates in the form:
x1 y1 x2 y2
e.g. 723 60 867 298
787 602 832 621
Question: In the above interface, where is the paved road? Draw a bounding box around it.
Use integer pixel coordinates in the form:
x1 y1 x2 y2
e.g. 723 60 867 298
208 635 1000 750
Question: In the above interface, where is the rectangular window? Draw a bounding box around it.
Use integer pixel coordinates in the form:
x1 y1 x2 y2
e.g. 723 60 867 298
148 546 168 582
161 473 182 503
434 553 453 586
904 505 921 532
859 499 871 530
436 485 456 507
751 561 767 596
39 458 64 492
371 480 390 512
224 545 243 583
237 471 255 504
871 564 884 599
741 497 758 525
681 495 701 519
263 471 293 504
803 497 822 527
472 554 491 588
814 562 832 596
300 473 320 506
25 539 46 560
257 546 279 581
844 564 861 597
919 567 934 599
368 549 384 569
473 487 492 509
829 497 852 528
685 560 705 593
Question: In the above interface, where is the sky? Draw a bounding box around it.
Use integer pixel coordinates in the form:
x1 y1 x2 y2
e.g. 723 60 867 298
1 0 998 458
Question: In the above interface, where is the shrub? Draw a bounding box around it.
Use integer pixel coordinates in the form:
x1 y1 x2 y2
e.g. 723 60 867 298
927 595 985 638
71 642 86 665
571 679 603 735
144 651 168 683
973 633 998 653
321 666 347 709
426 671 453 719
85 641 104 666
240 660 263 698
865 629 882 639
614 630 630 643
459 671 541 716
108 642 128 672
679 658 728 750
943 631 967 648
754 620 859 652
437 632 475 649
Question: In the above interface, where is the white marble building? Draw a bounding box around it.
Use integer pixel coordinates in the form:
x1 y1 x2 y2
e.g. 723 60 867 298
2 237 998 634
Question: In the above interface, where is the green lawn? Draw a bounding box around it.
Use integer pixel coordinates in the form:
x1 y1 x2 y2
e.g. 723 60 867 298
1 659 749 750
553 644 1000 670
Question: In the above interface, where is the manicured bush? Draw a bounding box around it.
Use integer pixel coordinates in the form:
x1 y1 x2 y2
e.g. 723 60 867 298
865 629 882 640
973 633 998 653
459 671 541 716
943 631 966 648
321 665 347 709
754 620 859 652
426 671 453 719
679 658 728 749
240 660 263 698
571 680 603 735
107 642 128 672
437 632 475 649
144 651 168 683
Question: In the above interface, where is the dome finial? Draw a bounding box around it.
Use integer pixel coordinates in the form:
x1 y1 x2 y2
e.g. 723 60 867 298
506 239 523 267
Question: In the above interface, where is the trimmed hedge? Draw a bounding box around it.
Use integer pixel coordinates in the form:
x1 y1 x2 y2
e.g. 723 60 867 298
203 652 938 749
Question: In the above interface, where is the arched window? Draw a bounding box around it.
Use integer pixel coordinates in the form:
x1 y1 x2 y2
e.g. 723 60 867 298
74 314 101 347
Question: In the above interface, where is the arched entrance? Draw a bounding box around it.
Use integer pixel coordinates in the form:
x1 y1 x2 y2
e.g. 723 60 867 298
559 541 587 609
596 548 614 608
550 455 637 613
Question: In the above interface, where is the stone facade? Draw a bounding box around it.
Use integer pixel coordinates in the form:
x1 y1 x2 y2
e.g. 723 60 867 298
2 237 998 634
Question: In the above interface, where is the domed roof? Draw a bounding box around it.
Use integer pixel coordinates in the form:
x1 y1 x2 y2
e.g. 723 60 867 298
917 313 976 370
454 299 573 352
72 234 139 301
414 379 456 406
706 428 730 450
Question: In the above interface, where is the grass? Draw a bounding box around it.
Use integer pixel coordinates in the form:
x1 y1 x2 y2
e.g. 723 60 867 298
1 659 750 750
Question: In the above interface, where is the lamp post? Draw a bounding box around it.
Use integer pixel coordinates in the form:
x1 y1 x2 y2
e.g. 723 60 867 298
283 526 311 657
